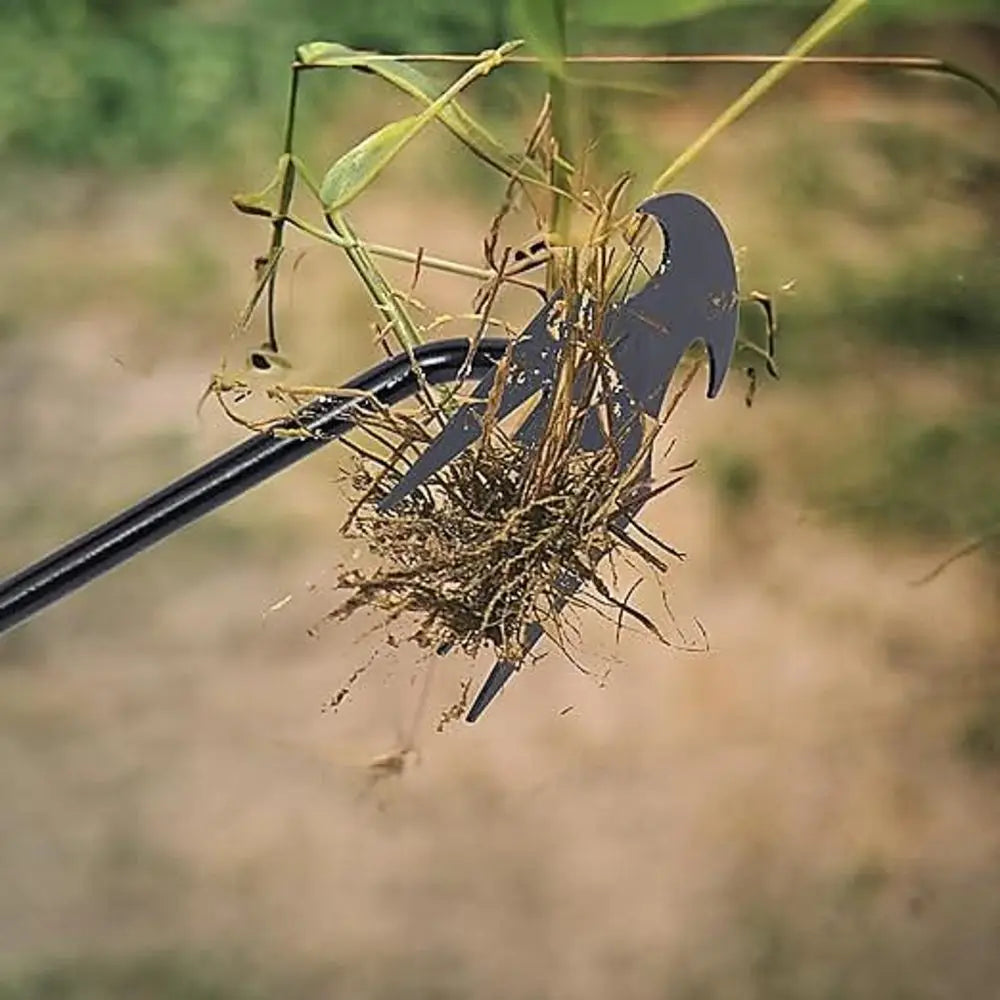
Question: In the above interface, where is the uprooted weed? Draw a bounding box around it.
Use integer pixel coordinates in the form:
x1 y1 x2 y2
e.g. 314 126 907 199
326 280 700 674
208 83 726 705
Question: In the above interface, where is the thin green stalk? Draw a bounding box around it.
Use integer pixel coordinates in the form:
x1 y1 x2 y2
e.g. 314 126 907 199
284 215 501 282
278 147 425 354
605 0 868 298
326 211 455 421
325 211 423 350
548 0 572 290
264 64 302 351
651 0 868 193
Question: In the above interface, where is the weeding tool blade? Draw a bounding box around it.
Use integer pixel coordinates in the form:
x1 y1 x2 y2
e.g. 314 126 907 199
609 191 740 416
377 300 561 511
463 194 740 721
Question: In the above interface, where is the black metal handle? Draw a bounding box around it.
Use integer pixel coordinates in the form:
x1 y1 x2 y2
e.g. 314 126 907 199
0 337 508 638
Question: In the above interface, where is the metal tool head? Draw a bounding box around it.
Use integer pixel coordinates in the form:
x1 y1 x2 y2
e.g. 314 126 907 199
379 192 738 513
378 192 740 720
617 191 739 402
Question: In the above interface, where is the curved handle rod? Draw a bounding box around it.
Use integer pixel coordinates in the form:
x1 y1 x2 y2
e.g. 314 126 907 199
0 337 508 638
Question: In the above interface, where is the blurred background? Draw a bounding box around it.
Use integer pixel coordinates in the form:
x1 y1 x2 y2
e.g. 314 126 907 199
1 1 999 997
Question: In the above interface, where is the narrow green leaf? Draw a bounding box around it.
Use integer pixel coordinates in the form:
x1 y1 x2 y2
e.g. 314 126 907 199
231 155 288 218
319 115 420 211
651 0 869 192
318 43 522 212
297 41 551 187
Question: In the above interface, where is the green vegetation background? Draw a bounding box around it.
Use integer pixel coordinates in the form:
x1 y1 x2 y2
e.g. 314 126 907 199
1 0 997 164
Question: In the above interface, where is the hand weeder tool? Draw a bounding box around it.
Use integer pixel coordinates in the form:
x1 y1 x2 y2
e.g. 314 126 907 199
0 192 738 724
380 191 740 720
0 339 507 638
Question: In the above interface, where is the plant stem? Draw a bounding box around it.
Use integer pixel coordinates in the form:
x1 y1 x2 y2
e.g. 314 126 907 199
284 215 501 282
651 0 867 193
264 63 302 351
325 212 426 354
547 0 572 290
605 0 869 299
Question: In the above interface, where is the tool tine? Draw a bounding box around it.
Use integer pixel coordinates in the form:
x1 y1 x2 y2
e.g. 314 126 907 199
465 652 526 723
378 302 559 511
465 620 548 723
466 440 658 722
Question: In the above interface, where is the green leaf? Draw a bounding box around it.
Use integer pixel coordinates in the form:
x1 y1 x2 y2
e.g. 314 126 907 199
319 115 421 211
508 0 567 77
297 41 550 188
231 155 288 218
317 42 524 212
650 0 869 192
573 0 815 27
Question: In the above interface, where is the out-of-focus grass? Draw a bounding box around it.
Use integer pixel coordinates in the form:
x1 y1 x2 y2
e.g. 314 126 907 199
133 236 226 321
5 865 1000 1000
672 861 1000 1000
775 244 999 556
777 119 999 223
0 0 508 168
0 952 289 1000
0 312 19 346
3 0 994 170
809 407 1000 545
0 224 229 333
773 125 854 212
859 119 1000 205
0 950 482 1000
831 243 1000 358
960 692 1000 767
754 90 998 385
706 447 763 510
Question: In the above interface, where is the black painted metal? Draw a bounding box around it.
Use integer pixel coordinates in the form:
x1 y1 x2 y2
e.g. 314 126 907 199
0 337 508 639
